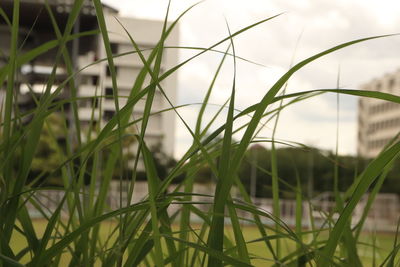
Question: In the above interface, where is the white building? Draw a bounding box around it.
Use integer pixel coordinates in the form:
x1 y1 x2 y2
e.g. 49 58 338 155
78 10 179 158
0 0 178 160
357 69 400 158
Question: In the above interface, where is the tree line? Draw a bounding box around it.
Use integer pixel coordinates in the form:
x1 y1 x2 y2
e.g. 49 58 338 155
191 144 400 198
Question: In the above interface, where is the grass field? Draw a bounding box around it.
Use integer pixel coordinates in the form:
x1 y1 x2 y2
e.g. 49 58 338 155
11 219 397 266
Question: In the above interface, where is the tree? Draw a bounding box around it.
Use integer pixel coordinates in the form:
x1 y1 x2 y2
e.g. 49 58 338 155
25 113 66 186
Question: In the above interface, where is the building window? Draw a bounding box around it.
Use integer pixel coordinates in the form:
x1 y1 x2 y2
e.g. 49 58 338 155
92 76 99 85
110 43 118 54
91 97 99 108
79 100 89 108
106 66 118 77
105 87 113 98
104 110 115 121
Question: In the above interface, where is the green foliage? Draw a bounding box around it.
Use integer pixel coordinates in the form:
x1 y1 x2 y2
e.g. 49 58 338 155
29 113 65 184
238 145 376 198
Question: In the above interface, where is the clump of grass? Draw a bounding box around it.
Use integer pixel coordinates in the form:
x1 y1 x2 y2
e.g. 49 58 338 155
0 1 399 266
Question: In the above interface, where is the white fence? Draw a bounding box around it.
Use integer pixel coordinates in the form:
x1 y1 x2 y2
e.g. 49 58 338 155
246 193 399 231
26 182 399 232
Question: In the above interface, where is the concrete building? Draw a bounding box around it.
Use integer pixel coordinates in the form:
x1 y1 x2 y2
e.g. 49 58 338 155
357 69 400 158
0 0 178 160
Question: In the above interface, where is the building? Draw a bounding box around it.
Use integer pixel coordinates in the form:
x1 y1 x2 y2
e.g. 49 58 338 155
0 0 178 161
357 69 400 158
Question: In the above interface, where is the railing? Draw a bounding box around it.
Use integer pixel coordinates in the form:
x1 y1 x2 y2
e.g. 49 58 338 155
26 184 399 232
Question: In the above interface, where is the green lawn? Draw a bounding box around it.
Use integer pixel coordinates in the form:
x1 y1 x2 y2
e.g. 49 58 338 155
11 219 397 266
223 225 397 267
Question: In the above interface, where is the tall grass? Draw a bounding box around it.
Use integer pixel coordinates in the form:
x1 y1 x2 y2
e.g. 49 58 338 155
0 2 399 266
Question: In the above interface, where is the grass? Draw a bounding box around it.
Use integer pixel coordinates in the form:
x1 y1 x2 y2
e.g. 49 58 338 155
0 1 400 266
10 220 398 267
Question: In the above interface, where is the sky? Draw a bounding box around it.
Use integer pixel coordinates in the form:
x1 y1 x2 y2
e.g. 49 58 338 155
103 0 400 158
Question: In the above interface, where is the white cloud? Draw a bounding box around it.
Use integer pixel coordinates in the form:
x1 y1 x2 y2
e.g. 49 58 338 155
310 10 350 30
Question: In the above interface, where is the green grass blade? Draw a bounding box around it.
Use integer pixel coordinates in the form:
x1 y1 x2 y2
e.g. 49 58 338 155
163 235 253 267
317 141 400 265
180 94 229 266
2 0 19 154
226 198 251 264
0 7 11 28
207 30 393 267
16 205 39 257
207 23 237 265
0 254 24 267
141 141 165 267
27 201 150 266
0 1 20 244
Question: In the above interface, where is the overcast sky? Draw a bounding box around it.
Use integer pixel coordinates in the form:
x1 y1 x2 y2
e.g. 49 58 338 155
103 0 400 158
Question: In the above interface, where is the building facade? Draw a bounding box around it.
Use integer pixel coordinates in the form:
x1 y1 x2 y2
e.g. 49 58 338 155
0 0 178 161
357 69 400 158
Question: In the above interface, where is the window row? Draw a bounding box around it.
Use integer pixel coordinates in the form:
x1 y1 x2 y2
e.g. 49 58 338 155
374 77 399 92
81 75 99 86
109 42 152 56
369 101 399 115
368 138 393 150
78 92 163 109
78 98 99 108
367 117 400 134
